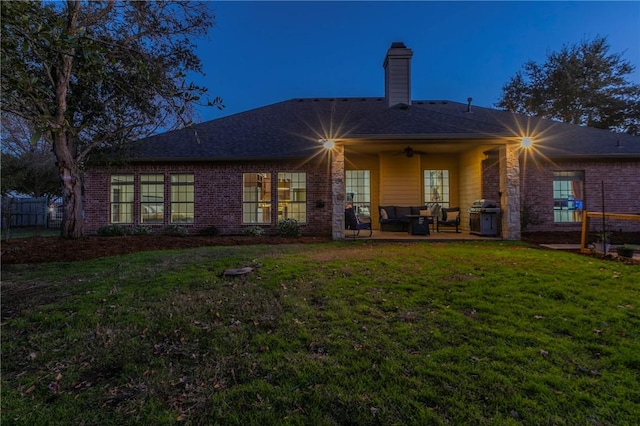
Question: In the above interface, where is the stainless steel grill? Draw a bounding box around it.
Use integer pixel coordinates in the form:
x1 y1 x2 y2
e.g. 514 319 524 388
469 199 501 236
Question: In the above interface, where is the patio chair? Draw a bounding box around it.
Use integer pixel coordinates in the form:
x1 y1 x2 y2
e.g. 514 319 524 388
345 207 372 238
437 207 461 233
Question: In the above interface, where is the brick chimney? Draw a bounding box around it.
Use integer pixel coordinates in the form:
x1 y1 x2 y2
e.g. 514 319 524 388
383 42 413 107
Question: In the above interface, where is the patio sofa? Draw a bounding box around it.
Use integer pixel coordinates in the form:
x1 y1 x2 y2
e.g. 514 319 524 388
378 204 440 232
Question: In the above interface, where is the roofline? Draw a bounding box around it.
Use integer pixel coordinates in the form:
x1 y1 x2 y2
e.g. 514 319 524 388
125 152 640 164
342 133 519 143
125 155 312 163
540 154 640 160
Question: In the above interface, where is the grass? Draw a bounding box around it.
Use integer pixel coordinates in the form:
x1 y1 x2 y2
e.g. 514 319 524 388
1 226 59 240
2 241 639 425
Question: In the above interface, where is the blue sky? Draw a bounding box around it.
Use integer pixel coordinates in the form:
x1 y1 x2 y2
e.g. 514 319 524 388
193 1 640 122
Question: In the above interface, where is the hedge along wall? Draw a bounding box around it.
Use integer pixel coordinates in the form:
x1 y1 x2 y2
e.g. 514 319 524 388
83 159 333 236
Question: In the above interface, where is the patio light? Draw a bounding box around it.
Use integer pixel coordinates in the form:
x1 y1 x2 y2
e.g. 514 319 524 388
521 137 533 148
320 138 335 149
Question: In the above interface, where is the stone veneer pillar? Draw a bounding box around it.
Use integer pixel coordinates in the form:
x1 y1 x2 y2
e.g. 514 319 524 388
499 144 521 240
331 145 345 240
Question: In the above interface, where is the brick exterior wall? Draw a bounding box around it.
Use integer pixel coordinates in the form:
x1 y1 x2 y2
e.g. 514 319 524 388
83 159 334 236
483 157 640 233
481 155 500 202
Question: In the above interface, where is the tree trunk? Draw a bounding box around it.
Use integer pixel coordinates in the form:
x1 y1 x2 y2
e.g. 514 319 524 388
52 1 81 238
54 132 84 239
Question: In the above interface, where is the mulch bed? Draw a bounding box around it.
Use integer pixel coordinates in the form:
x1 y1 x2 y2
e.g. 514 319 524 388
1 235 331 265
2 232 637 265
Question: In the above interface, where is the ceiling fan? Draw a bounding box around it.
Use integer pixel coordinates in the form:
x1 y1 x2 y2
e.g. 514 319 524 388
401 146 427 158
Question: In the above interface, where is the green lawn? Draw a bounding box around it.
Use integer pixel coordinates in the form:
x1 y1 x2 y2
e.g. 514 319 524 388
2 241 639 425
1 226 59 240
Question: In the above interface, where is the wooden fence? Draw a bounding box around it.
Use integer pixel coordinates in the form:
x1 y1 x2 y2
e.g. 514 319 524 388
1 197 62 229
580 212 640 253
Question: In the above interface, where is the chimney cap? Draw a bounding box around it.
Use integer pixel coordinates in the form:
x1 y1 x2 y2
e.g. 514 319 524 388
390 41 407 48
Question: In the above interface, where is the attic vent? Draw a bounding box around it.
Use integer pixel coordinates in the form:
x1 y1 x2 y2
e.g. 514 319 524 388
342 98 349 102
313 99 320 102
429 101 436 104
296 99 304 102
361 98 367 101
416 101 424 105
398 103 409 110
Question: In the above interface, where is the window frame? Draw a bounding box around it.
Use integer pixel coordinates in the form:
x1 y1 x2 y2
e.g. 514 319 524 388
277 172 307 223
140 174 165 224
553 171 584 223
423 169 450 208
345 170 371 216
110 174 134 224
242 172 272 224
170 173 195 224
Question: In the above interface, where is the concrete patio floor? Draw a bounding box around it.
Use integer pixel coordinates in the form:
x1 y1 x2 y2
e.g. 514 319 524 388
347 229 502 242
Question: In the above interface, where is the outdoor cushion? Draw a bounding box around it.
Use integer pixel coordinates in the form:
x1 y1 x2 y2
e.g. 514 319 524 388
380 208 388 220
395 206 412 218
445 210 460 222
380 206 396 219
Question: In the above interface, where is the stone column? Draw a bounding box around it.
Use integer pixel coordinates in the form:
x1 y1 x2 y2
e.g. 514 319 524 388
331 144 345 240
499 144 521 240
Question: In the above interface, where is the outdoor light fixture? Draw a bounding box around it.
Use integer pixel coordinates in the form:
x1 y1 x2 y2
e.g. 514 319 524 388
521 137 533 148
320 138 335 149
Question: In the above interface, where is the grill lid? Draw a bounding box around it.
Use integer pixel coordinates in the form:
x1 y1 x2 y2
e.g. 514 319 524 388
471 199 498 209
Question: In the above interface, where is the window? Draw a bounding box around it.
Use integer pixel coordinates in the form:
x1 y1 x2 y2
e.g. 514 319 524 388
243 173 272 223
277 172 306 222
110 174 134 224
553 171 584 223
346 170 371 216
170 174 194 223
424 170 450 208
140 174 164 224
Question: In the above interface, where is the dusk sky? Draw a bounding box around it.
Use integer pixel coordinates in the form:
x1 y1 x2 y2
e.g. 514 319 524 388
193 1 640 122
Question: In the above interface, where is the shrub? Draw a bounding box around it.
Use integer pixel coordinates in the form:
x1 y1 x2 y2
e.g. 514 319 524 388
199 226 220 236
243 226 265 237
163 224 189 237
96 225 127 236
277 218 302 237
130 225 154 235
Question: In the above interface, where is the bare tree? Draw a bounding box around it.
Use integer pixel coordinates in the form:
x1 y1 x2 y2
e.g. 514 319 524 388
1 114 60 198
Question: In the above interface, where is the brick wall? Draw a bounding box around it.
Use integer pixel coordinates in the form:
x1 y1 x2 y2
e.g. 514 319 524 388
482 157 640 233
481 154 500 202
521 158 639 232
83 159 334 236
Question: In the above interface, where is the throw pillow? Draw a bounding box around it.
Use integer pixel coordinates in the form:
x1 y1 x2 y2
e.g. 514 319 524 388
445 210 459 222
380 208 388 220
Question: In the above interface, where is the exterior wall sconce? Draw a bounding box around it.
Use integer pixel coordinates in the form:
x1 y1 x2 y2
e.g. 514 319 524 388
521 137 533 148
319 139 335 149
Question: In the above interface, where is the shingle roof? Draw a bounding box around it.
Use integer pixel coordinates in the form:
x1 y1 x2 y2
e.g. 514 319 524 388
128 97 640 161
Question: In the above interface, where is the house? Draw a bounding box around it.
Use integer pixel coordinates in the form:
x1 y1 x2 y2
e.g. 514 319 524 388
83 42 640 240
